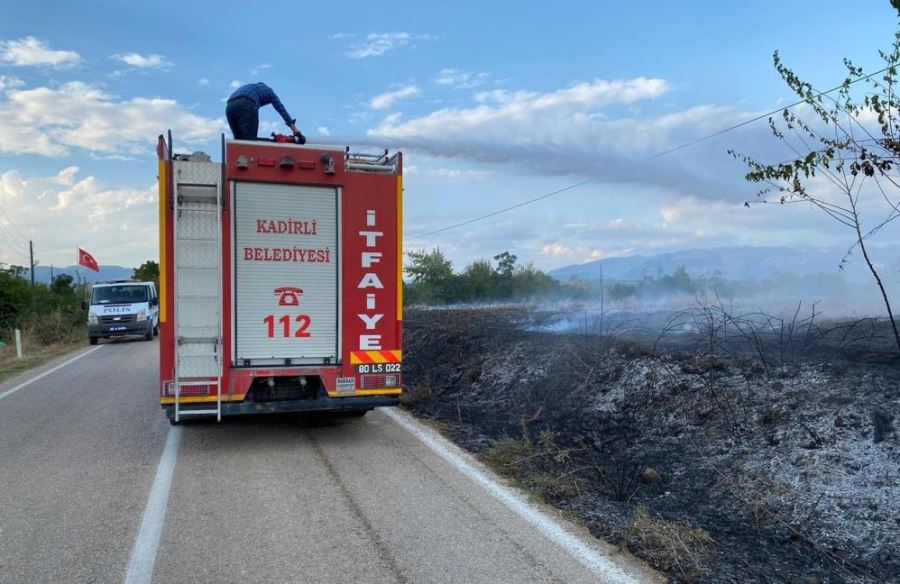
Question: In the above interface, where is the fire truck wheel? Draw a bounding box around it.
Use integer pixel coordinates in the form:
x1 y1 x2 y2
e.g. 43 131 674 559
89 336 98 346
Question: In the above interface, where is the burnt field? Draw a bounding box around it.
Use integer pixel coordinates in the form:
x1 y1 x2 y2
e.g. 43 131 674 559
402 306 900 583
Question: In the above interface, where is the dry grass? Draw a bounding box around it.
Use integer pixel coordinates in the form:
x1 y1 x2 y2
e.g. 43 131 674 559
479 436 537 479
399 384 433 406
627 507 717 582
0 318 86 384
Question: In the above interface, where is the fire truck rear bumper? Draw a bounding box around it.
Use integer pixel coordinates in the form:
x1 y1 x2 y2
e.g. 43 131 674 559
165 395 399 419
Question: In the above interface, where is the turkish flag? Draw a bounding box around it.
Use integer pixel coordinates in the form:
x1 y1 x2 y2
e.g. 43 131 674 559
77 247 100 272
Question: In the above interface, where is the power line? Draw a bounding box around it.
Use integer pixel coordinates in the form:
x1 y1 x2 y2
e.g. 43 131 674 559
0 232 27 256
0 203 29 244
412 63 895 239
415 179 595 238
0 230 29 264
0 204 30 265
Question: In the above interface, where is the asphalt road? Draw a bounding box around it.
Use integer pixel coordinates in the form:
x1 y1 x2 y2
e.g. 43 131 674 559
0 338 656 584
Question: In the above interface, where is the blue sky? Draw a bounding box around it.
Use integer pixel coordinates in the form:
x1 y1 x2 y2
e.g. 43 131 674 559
0 0 897 270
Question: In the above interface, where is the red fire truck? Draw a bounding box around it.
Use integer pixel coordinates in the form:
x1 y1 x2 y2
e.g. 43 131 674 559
156 132 403 422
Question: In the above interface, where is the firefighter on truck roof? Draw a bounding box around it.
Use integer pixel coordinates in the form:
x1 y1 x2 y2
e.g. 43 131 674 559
225 82 306 143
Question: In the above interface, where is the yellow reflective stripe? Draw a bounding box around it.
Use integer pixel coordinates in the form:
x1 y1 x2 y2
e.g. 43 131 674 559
159 394 246 405
355 388 402 396
326 388 403 397
163 389 403 403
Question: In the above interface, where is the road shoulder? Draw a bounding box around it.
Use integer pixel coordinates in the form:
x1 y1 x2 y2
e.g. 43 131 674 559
0 342 98 397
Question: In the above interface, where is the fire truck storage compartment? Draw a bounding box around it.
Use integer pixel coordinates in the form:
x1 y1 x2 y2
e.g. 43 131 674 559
233 181 339 365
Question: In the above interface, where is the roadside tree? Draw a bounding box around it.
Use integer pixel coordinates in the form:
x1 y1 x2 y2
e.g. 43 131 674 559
730 13 900 352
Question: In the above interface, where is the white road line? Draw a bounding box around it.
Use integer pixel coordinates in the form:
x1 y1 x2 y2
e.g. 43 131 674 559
124 426 182 584
0 346 102 402
382 407 653 584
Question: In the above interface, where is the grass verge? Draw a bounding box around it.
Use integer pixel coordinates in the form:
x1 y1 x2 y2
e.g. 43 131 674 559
0 340 85 385
627 507 716 581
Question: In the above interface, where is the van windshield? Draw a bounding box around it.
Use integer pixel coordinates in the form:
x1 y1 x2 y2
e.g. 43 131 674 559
91 285 149 305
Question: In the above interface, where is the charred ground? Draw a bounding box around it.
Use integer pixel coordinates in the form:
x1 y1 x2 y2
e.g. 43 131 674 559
402 306 899 583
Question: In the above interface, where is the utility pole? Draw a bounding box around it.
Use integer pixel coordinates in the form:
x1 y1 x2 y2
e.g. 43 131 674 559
50 264 54 282
29 240 35 287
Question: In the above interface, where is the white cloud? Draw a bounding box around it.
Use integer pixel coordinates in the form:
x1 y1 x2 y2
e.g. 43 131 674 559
370 85 420 110
198 78 209 86
370 77 669 140
345 33 435 59
0 75 24 92
0 167 157 267
0 81 222 156
112 52 172 69
539 243 571 257
249 63 270 75
0 36 80 67
317 126 331 136
258 120 280 135
330 32 354 39
435 68 490 89
229 79 241 89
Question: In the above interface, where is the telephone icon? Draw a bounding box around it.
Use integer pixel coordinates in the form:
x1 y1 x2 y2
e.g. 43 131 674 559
274 286 304 307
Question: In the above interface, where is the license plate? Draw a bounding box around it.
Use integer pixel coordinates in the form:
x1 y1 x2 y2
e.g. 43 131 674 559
336 377 356 392
355 363 402 374
110 326 127 332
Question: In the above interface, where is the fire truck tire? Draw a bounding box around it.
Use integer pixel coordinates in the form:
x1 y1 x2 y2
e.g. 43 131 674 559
89 336 98 346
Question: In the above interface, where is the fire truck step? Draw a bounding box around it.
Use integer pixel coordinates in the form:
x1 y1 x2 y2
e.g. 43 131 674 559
177 336 220 344
177 409 219 416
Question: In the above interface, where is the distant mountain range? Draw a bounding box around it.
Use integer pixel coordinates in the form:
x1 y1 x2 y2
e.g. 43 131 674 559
548 245 900 283
24 265 135 284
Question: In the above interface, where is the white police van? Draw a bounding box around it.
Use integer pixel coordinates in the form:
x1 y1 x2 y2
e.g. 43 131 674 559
85 280 159 345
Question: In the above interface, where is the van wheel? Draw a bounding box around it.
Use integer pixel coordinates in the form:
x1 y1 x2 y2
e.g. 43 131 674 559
145 328 154 341
89 336 98 346
153 323 159 336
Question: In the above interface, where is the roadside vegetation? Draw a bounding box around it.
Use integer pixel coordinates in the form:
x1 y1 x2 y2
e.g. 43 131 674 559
0 264 87 382
730 12 900 353
132 260 160 291
403 247 866 307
